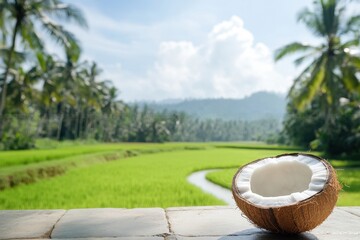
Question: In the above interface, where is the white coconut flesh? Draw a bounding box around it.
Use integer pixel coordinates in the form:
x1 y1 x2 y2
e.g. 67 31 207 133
235 154 328 207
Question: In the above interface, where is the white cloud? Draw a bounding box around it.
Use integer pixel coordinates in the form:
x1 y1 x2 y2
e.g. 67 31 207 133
118 16 292 101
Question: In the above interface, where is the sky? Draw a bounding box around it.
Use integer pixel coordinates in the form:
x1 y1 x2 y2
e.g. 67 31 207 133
60 0 325 102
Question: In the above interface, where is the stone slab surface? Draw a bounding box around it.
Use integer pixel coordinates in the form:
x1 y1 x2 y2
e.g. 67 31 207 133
1 207 359 240
12 238 163 240
167 206 232 211
51 208 169 238
166 206 253 236
53 238 164 240
174 235 360 240
167 207 360 238
311 208 360 235
340 206 360 217
0 210 65 240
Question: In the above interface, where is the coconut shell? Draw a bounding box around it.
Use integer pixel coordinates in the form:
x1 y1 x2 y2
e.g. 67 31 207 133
232 153 341 234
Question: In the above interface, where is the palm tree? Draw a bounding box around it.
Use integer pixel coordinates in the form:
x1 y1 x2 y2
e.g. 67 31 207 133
275 0 360 121
0 0 87 123
102 86 123 115
6 65 39 113
54 47 84 140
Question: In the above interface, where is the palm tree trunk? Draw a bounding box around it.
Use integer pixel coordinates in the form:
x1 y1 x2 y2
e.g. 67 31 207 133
56 102 64 140
0 20 20 136
82 107 87 139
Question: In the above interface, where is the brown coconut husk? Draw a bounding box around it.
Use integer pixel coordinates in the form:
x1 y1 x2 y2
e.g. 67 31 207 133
232 153 341 234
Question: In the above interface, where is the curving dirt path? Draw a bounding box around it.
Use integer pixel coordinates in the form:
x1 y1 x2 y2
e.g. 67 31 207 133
187 169 235 206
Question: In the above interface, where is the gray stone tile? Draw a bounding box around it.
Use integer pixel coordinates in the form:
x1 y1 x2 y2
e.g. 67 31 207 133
314 235 360 240
167 206 234 211
167 207 360 237
0 210 65 240
166 207 253 236
311 208 360 235
165 235 178 240
51 208 169 238
339 207 360 217
173 228 317 239
53 238 164 240
174 234 359 240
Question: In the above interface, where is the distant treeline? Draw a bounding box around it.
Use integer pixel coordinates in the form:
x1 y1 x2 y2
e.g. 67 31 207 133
142 92 286 121
2 105 280 150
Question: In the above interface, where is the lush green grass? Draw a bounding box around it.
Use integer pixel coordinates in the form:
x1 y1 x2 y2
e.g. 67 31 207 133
0 142 358 209
35 138 100 149
206 167 360 206
0 142 210 190
0 144 125 168
0 147 295 209
0 142 209 168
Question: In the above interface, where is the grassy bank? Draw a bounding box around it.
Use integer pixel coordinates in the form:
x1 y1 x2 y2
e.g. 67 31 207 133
0 142 209 190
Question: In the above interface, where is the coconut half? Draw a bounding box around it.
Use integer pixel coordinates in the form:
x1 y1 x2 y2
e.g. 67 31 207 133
232 153 341 234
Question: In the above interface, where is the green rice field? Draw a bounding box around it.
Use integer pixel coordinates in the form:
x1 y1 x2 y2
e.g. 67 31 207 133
0 142 359 209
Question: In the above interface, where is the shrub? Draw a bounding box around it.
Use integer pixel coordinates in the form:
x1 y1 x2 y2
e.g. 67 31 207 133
1 115 36 150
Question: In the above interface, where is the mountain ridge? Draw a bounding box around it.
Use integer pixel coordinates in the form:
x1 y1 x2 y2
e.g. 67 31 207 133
132 91 287 121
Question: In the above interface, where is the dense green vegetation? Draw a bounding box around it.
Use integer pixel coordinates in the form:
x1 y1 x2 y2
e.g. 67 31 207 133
0 142 358 209
275 0 360 157
0 143 298 209
0 0 359 210
0 141 213 190
206 166 360 206
0 0 279 150
0 0 359 158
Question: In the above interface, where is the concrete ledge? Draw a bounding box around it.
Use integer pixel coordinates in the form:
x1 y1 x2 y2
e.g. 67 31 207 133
0 207 359 239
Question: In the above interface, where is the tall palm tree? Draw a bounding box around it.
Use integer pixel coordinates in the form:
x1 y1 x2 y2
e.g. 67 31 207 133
0 0 87 121
6 65 39 113
102 86 123 115
82 62 106 111
275 0 360 121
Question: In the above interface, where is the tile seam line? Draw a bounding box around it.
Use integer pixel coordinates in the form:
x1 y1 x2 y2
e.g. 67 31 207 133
173 233 265 237
48 210 68 239
50 234 173 238
341 208 360 218
164 208 174 235
167 207 235 212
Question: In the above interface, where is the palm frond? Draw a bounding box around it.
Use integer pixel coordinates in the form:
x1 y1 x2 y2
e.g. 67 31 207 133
297 7 326 36
341 39 360 49
0 46 27 63
40 14 80 51
349 56 360 69
47 3 88 29
341 15 360 34
320 0 339 35
274 42 318 61
292 56 326 110
288 58 318 98
0 2 8 35
65 42 81 63
341 67 360 93
36 51 46 71
20 19 44 51
293 51 321 66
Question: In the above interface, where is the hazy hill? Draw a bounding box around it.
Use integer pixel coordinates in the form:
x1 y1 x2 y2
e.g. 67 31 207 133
140 91 287 121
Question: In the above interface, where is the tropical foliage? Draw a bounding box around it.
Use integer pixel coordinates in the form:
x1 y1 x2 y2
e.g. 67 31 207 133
275 0 360 156
1 0 359 157
0 0 281 150
0 0 124 147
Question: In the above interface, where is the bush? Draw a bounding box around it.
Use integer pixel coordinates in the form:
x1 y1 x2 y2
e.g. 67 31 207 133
1 115 37 150
2 131 35 150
